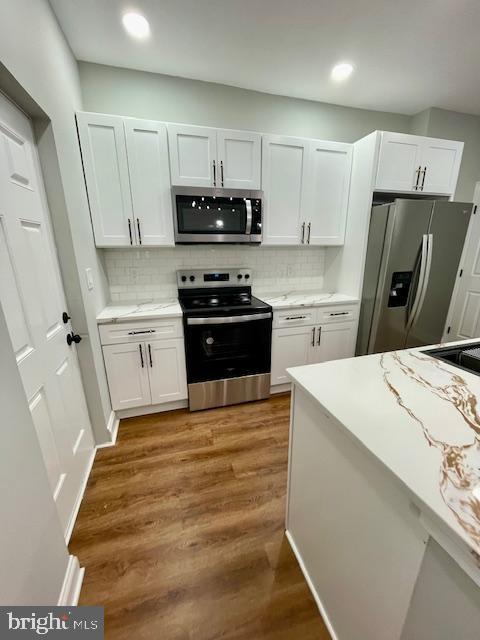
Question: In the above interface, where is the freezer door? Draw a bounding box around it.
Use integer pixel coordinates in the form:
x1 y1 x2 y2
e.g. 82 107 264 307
405 201 472 348
369 200 432 353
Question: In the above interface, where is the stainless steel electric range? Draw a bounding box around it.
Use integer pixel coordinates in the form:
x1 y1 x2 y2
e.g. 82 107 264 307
177 268 272 411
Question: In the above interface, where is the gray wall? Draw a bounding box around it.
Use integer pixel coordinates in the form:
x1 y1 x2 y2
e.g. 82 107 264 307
0 0 112 443
78 62 412 142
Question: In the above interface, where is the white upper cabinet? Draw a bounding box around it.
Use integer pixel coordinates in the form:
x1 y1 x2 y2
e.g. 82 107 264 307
124 119 174 246
77 112 134 247
262 135 309 245
168 124 261 189
307 140 352 245
421 138 463 195
216 129 262 189
167 124 217 187
375 131 463 195
77 112 174 247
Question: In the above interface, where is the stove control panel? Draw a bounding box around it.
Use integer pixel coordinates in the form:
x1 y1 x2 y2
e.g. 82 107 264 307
177 268 252 288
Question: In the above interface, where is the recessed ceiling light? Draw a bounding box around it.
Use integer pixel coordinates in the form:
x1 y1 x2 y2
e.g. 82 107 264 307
122 12 150 39
331 62 354 82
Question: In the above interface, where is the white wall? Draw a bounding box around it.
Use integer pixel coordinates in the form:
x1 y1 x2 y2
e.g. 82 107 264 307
0 0 112 443
105 246 326 302
0 305 70 604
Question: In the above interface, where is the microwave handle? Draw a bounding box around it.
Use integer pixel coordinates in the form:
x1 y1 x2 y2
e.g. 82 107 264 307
245 199 253 235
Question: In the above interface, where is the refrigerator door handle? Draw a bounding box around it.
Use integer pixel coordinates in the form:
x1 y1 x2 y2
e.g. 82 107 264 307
406 234 430 333
409 233 433 332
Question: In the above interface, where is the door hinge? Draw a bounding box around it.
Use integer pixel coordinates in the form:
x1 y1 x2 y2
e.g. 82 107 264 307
459 269 463 277
447 326 451 334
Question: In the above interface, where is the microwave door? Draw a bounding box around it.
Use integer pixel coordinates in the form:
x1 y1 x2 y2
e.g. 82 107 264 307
175 195 250 243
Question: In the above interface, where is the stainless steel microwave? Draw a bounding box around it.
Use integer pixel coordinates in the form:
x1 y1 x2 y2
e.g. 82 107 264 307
173 187 262 244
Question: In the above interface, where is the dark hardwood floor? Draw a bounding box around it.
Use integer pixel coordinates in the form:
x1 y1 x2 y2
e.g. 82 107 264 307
69 394 330 640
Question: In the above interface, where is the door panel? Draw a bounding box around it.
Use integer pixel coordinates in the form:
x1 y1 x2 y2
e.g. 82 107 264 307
147 339 187 403
262 136 308 245
103 343 151 410
370 201 432 353
76 112 133 246
168 124 217 187
407 202 472 347
0 93 95 538
124 119 174 246
308 141 352 245
311 322 356 363
421 139 463 195
216 129 261 189
375 132 422 192
271 325 314 385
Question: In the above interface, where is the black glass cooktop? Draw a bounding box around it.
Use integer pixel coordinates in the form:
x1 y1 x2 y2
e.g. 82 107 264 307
179 287 270 315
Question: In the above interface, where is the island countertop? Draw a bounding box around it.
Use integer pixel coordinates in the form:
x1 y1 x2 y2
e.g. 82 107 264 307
287 344 480 565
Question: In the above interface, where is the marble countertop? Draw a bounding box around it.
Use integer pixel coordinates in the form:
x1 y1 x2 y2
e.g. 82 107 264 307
287 344 480 565
97 291 358 323
96 299 182 323
257 291 359 309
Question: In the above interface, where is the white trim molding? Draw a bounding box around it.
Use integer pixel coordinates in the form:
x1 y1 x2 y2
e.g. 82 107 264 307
97 411 120 449
58 555 85 606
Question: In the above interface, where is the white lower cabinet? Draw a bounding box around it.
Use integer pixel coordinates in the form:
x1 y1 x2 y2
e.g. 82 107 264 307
271 305 358 387
100 319 187 412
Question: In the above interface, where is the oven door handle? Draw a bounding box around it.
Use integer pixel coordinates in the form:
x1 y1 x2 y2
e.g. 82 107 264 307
187 312 272 325
245 199 253 235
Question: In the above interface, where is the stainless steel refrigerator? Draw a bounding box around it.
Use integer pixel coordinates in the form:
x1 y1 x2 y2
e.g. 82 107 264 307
357 199 473 355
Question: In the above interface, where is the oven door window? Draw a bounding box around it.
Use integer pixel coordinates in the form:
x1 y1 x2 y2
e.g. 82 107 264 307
176 196 247 234
185 318 271 383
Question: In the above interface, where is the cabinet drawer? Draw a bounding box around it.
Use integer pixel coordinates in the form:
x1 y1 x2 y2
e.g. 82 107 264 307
273 308 316 328
315 305 358 324
99 318 183 345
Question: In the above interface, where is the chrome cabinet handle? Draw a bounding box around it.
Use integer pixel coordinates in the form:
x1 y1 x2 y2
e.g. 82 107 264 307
128 218 133 245
220 160 224 187
148 343 153 368
137 218 142 245
311 327 315 346
213 160 216 186
127 329 156 335
420 166 427 191
413 166 421 191
139 344 144 368
301 222 305 244
317 326 322 345
307 222 311 244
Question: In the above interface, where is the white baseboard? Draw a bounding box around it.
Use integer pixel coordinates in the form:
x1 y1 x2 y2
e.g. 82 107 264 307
97 410 119 449
285 529 339 640
116 399 188 419
58 555 85 606
64 448 97 544
270 383 292 395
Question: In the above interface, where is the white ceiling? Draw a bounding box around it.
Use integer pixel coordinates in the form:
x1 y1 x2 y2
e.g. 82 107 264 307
50 0 480 116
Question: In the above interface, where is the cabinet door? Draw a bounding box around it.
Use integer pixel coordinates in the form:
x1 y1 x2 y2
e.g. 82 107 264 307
216 129 262 189
421 138 463 195
262 135 309 245
168 124 217 187
307 140 352 245
147 338 188 404
103 343 151 410
375 132 423 192
124 119 174 246
309 322 356 364
76 112 134 247
271 325 316 385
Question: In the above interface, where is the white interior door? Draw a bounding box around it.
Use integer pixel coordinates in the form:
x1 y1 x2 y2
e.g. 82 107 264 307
262 135 308 245
216 129 262 189
147 338 188 404
447 184 480 341
0 93 95 539
167 124 217 187
124 119 174 246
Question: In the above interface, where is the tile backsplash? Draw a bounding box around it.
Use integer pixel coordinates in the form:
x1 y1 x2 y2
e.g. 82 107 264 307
104 246 326 302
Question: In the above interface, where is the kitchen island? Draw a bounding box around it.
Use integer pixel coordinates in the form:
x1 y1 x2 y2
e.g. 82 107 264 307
286 346 480 640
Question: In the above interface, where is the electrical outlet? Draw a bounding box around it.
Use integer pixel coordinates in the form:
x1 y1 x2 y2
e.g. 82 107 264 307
85 267 94 291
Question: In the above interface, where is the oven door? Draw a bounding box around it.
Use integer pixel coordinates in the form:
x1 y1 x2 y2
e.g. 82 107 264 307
184 313 272 383
175 195 253 243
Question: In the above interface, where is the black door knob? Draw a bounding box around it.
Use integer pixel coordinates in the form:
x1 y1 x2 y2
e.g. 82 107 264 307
66 332 82 346
62 311 71 324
